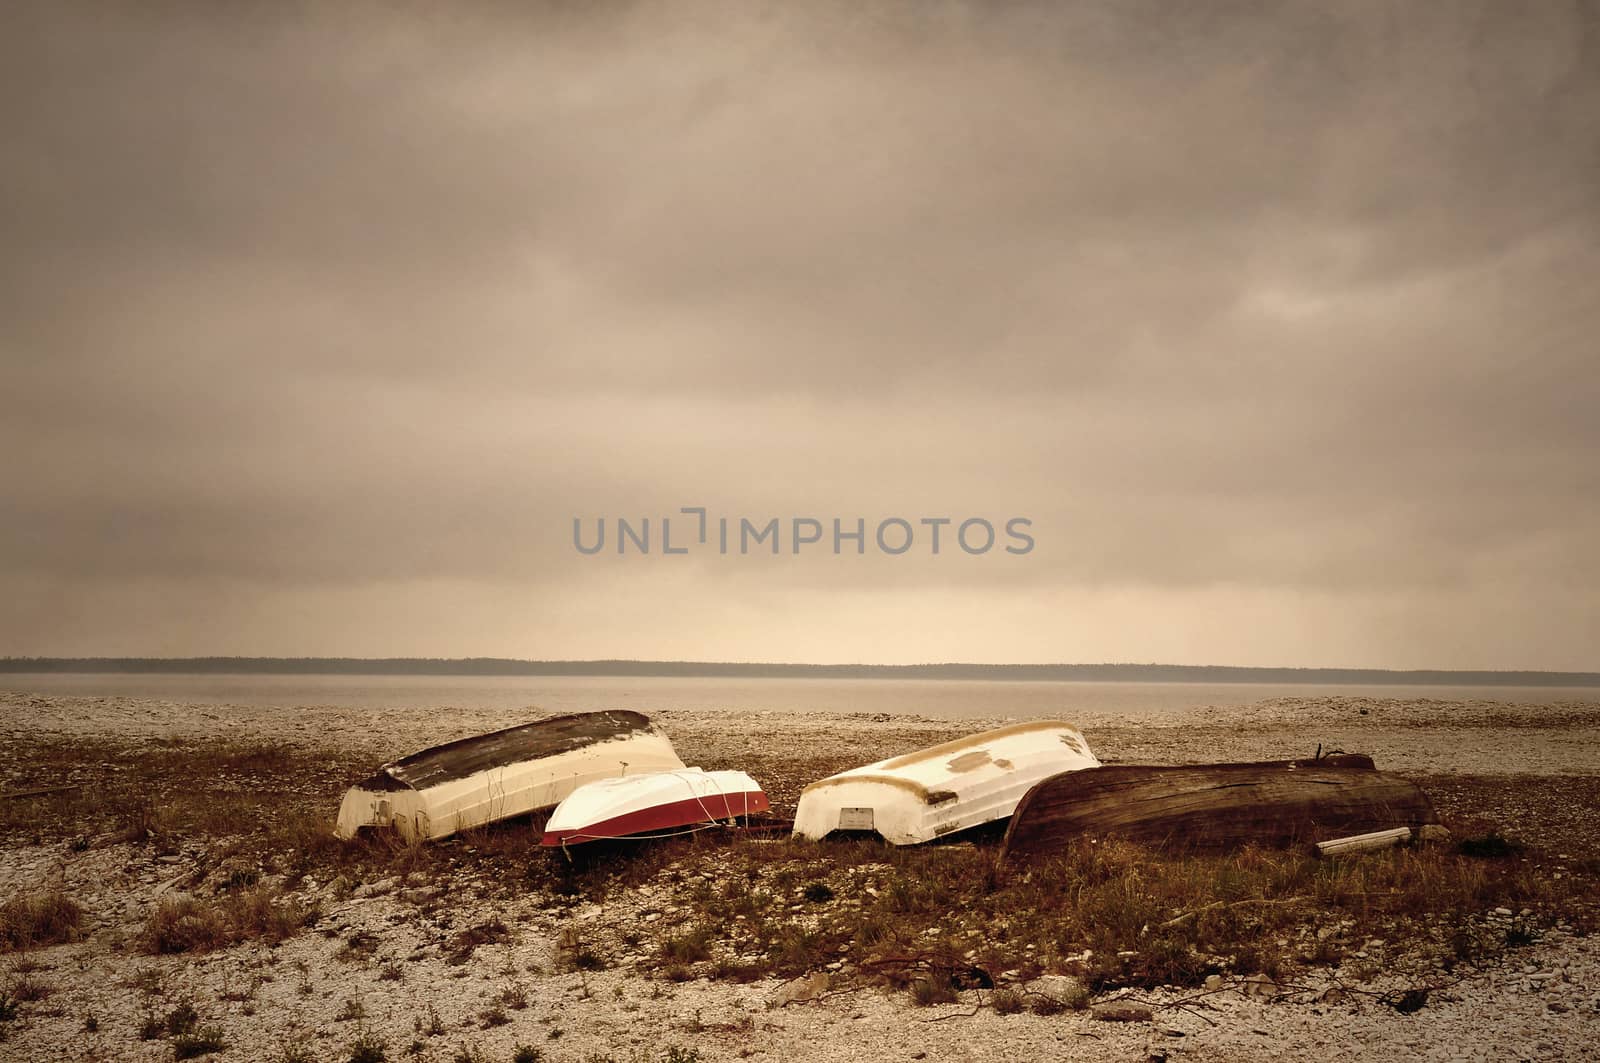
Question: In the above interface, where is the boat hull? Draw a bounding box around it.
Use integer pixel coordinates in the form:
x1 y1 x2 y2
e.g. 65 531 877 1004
793 721 1100 845
1001 755 1439 862
335 711 685 842
541 769 769 847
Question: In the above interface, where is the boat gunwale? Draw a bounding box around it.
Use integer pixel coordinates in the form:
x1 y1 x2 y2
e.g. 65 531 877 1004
377 709 660 789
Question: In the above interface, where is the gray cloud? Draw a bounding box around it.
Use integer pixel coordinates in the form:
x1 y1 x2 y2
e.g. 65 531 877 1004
2 1 1597 667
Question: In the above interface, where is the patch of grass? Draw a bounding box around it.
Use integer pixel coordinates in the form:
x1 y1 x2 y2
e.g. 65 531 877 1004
802 882 834 903
348 1023 387 1063
908 974 959 1006
624 828 1584 994
0 892 84 951
1458 833 1523 859
337 930 380 963
162 1001 200 1037
415 1003 445 1037
142 888 314 954
512 1046 542 1063
118 794 172 845
7 975 50 1003
989 987 1024 1014
662 1047 703 1063
172 1025 227 1059
445 919 509 965
477 1004 508 1028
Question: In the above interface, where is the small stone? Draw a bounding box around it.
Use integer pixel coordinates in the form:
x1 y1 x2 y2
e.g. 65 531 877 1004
1240 974 1279 1000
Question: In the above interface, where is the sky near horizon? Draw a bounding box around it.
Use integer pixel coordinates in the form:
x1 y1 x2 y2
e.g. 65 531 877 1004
2 2 1597 669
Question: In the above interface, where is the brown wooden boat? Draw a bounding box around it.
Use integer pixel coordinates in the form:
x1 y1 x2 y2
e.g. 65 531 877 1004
1000 753 1439 862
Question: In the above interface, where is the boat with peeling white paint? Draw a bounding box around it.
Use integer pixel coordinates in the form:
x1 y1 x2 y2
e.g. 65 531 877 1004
334 710 685 843
540 768 769 848
792 721 1100 845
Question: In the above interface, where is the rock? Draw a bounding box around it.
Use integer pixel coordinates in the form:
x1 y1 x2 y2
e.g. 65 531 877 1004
1025 975 1087 1004
1241 974 1280 1000
1092 1003 1153 1023
774 971 830 1006
1203 975 1225 992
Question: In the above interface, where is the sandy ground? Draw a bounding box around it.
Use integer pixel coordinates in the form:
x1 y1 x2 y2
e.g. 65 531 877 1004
2 691 1599 1062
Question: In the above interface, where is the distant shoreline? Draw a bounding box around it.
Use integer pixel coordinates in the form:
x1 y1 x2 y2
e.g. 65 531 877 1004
2 657 1597 687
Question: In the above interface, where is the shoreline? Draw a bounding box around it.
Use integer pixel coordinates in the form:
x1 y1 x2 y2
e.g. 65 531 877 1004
2 692 1597 1061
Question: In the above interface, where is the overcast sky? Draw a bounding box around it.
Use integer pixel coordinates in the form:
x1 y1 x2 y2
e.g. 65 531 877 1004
2 2 1596 668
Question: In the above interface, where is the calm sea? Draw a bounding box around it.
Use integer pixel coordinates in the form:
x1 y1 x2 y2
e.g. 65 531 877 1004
1 673 1593 723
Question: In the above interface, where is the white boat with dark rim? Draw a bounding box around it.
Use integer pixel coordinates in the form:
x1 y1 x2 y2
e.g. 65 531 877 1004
335 710 684 843
541 768 769 848
792 720 1100 845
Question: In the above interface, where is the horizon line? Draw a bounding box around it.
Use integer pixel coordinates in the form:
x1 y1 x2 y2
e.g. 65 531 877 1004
1 655 1597 686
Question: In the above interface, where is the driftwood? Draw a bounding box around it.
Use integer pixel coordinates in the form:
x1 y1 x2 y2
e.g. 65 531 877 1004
1 783 83 800
1315 826 1413 857
1001 754 1438 863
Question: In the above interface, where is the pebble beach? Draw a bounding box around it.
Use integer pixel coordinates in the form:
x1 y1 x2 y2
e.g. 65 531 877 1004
2 690 1598 1061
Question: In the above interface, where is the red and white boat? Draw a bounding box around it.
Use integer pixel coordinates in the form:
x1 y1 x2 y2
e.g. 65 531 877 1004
541 768 769 848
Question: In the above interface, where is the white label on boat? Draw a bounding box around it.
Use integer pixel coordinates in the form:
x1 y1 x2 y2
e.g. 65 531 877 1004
839 807 875 831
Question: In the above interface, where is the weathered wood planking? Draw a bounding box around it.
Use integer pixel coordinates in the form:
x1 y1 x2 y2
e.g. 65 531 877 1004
1001 756 1438 862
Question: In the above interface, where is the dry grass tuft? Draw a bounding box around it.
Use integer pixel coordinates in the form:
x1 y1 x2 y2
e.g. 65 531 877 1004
142 887 315 955
0 892 84 951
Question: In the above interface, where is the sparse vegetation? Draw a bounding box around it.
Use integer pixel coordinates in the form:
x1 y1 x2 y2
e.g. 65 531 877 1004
908 974 958 1006
347 1023 387 1063
0 704 1596 1060
445 919 509 965
0 892 84 951
989 987 1024 1014
662 1047 703 1063
171 1025 227 1059
596 830 1590 994
415 1003 445 1037
276 1034 317 1063
163 1001 200 1037
7 975 50 1003
142 888 315 954
1459 833 1523 859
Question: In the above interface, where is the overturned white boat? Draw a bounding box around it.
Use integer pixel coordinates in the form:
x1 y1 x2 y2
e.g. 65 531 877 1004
541 768 769 848
792 721 1100 845
335 710 684 843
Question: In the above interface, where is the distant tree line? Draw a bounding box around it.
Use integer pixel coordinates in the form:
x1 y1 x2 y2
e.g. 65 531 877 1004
0 657 1596 686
